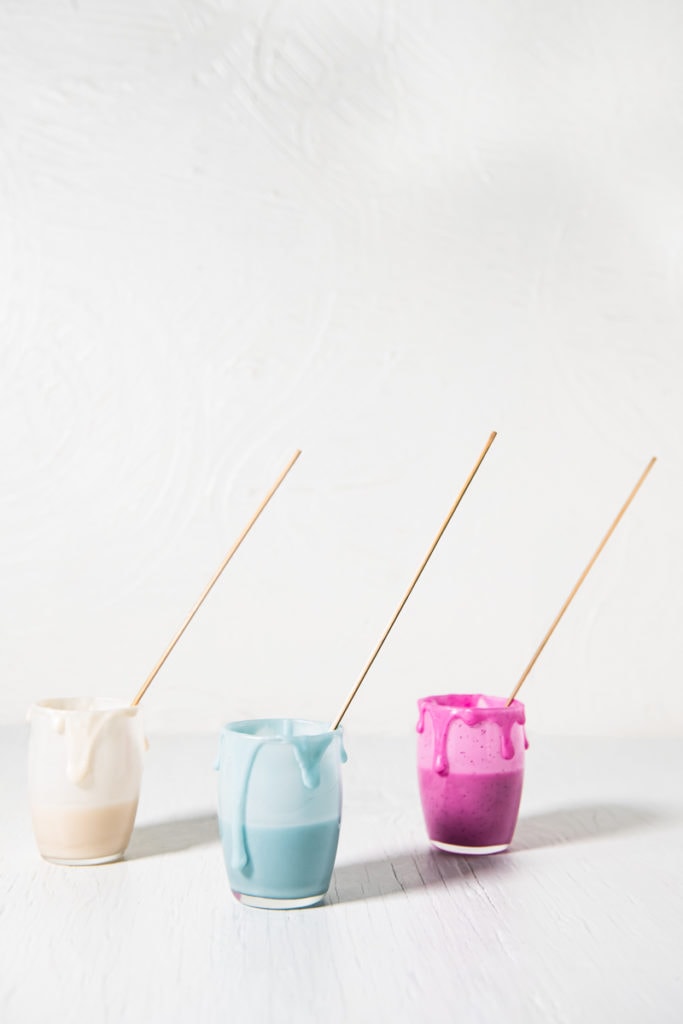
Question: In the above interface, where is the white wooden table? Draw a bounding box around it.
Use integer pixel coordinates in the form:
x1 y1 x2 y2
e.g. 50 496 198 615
1 727 681 1023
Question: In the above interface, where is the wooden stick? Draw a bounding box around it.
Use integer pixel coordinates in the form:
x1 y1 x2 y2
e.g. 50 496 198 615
506 456 656 707
330 431 497 731
131 449 302 706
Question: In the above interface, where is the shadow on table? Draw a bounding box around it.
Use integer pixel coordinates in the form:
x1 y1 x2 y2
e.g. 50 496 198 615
125 813 219 860
328 847 507 905
328 802 664 904
512 802 661 851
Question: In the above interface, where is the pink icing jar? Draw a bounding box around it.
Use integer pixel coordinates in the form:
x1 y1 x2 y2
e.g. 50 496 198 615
417 694 527 854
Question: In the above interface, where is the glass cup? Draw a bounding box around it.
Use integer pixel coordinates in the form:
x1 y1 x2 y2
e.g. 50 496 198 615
216 718 346 909
28 697 146 865
417 693 527 854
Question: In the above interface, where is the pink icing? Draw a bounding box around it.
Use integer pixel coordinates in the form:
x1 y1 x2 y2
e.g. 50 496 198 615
416 693 527 776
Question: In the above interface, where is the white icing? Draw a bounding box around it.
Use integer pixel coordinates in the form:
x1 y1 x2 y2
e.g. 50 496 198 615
30 698 142 787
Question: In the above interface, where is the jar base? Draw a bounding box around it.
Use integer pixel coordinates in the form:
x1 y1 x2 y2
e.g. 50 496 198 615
232 891 326 910
42 851 124 866
430 840 509 856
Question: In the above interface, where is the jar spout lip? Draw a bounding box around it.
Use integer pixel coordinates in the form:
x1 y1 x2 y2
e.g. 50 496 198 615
418 693 525 713
220 718 342 741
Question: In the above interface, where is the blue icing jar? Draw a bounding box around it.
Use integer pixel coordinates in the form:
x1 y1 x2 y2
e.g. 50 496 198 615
216 718 346 909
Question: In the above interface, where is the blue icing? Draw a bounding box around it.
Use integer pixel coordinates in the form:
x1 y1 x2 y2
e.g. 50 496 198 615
231 740 262 872
291 732 336 789
220 721 347 884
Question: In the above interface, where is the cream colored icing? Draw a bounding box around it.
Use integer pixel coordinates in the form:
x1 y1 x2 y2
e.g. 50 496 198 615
28 699 141 786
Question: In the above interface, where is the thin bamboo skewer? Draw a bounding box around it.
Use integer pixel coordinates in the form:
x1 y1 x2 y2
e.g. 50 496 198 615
506 456 656 707
131 449 302 706
330 431 497 731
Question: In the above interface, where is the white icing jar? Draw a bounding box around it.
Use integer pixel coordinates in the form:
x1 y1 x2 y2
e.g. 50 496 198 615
27 698 146 865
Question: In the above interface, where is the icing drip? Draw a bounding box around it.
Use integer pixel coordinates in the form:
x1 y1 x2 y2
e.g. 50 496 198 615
64 713 112 784
291 731 347 786
291 734 334 789
227 726 346 873
231 741 262 872
417 694 526 775
30 701 141 786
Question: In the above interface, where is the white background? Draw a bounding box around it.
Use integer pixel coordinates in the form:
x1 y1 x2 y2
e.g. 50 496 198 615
0 0 680 736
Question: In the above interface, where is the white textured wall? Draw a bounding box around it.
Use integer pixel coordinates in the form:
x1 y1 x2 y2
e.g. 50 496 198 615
1 1 681 735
